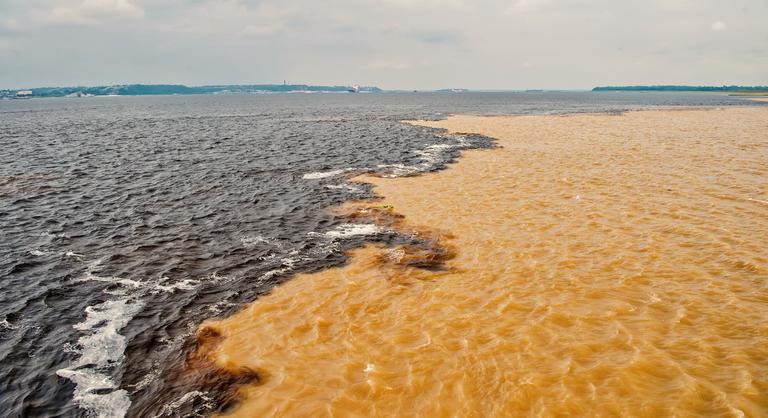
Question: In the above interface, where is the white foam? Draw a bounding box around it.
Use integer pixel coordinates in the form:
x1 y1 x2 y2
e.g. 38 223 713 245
254 267 290 284
201 272 232 285
70 304 139 377
414 142 464 165
325 184 365 193
0 318 16 330
421 143 454 153
29 249 96 259
159 391 214 417
60 256 208 417
302 168 353 180
207 300 237 315
77 271 143 291
77 260 203 295
254 256 301 284
131 368 160 391
377 136 472 177
61 342 79 354
323 223 382 239
56 368 132 418
40 231 65 239
454 135 471 147
150 277 199 294
376 163 419 177
57 297 144 418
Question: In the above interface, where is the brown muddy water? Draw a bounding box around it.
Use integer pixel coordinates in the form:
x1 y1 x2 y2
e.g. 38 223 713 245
202 108 767 417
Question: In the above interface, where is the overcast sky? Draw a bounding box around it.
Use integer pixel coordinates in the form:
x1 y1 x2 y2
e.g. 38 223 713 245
1 0 766 89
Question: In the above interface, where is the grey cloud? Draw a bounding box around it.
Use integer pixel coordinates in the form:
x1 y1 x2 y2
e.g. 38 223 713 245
0 0 767 89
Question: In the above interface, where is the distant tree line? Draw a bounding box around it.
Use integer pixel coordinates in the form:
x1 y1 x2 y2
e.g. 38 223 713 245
593 85 768 92
0 84 383 98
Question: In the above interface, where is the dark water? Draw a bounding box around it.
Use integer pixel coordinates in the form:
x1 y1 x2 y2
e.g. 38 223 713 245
0 92 762 417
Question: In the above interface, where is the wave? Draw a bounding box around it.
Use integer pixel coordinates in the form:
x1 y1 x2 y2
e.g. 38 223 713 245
324 184 366 193
56 259 218 417
311 223 383 239
377 134 473 177
302 168 355 180
56 297 144 418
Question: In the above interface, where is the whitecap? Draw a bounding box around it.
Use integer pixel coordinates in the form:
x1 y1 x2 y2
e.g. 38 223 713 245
77 271 143 291
377 135 472 177
150 277 199 294
324 184 365 193
240 235 269 248
70 299 144 364
77 261 203 295
159 391 214 417
376 163 419 177
131 368 160 392
55 368 132 418
40 231 65 240
0 318 16 330
57 297 144 418
207 300 237 315
323 223 382 239
302 168 353 180
60 257 211 416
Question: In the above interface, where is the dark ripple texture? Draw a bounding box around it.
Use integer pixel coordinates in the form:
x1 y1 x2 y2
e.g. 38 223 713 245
0 92 761 417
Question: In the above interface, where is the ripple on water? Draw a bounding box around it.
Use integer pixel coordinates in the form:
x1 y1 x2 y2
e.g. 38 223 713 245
201 108 768 417
1 93 764 417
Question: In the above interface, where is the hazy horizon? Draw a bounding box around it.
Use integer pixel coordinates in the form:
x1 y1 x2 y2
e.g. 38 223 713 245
1 0 767 90
3 83 768 92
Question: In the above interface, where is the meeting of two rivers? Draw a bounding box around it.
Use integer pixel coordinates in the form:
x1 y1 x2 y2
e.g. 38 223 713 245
1 93 766 417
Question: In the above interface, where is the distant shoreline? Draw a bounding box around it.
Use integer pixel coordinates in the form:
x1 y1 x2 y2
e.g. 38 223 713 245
0 84 382 99
593 85 768 93
4 85 768 100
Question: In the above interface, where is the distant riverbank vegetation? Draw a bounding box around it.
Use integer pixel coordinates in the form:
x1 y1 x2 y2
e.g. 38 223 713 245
1 84 382 99
593 85 768 93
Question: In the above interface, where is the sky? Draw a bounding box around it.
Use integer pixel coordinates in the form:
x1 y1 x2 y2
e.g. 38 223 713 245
0 0 766 90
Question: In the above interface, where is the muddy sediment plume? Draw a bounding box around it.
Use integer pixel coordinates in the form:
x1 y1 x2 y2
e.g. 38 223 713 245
334 201 458 271
127 326 260 417
197 107 768 417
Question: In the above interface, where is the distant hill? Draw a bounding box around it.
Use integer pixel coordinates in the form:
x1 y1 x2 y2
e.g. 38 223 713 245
0 84 382 98
593 85 768 92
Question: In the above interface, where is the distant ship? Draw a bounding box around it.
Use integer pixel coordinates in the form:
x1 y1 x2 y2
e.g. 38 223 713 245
347 85 360 93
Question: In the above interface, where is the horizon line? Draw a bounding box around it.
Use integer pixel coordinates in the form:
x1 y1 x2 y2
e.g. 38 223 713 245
3 82 767 90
